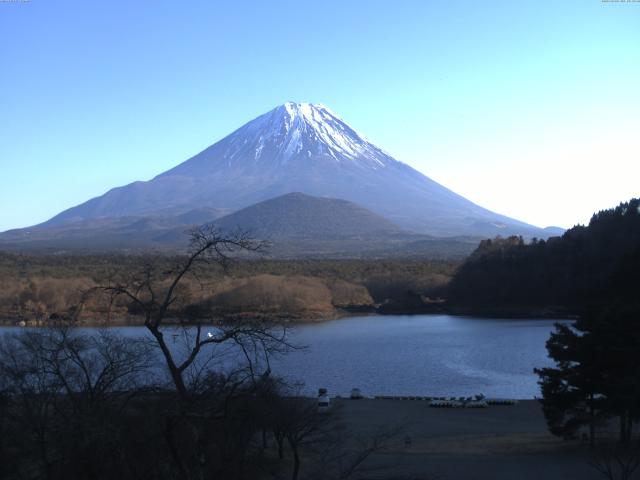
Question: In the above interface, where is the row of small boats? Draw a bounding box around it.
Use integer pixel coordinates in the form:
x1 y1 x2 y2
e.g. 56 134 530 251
323 389 519 408
430 397 518 408
430 399 486 408
369 395 518 407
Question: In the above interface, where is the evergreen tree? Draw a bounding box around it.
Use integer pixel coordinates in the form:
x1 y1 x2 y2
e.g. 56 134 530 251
536 304 640 445
535 321 606 446
587 304 640 444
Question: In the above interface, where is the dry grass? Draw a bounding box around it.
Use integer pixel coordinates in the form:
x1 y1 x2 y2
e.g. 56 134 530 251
0 253 456 323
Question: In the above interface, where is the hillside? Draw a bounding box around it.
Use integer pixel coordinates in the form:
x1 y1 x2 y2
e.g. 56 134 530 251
211 192 402 239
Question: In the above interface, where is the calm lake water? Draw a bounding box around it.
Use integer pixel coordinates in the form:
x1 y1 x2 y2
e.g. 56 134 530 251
0 315 568 399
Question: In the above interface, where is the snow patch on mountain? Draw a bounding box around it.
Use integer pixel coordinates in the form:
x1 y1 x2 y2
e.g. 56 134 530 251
225 102 391 169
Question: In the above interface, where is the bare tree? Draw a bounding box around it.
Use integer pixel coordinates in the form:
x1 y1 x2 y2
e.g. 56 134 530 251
99 225 292 397
589 442 640 480
0 325 154 480
90 226 303 480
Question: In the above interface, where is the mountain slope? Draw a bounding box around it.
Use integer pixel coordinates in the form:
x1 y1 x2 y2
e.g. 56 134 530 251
38 102 552 238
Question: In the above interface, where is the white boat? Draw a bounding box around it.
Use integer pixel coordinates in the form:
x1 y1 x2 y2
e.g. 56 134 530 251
318 388 330 412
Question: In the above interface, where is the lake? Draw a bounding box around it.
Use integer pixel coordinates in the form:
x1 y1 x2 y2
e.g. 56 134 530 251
271 314 565 399
0 314 568 399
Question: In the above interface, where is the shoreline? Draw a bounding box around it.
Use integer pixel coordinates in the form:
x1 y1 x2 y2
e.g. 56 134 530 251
376 302 580 319
0 304 578 328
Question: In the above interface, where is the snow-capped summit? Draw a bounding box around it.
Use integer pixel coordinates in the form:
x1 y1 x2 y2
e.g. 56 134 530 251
185 102 394 173
38 102 551 238
266 102 387 165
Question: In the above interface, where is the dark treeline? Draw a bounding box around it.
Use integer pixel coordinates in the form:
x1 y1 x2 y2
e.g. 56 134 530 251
0 254 457 284
446 198 640 314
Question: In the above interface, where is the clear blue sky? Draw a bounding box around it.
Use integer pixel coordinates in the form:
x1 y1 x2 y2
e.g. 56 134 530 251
1 0 638 231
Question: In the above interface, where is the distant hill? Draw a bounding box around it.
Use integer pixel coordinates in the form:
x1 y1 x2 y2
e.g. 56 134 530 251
213 192 402 239
445 198 640 313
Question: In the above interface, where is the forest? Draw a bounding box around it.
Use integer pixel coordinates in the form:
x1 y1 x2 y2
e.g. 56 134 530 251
445 198 640 315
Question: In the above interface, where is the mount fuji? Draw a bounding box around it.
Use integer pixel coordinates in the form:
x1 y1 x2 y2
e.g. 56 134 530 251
2 102 561 252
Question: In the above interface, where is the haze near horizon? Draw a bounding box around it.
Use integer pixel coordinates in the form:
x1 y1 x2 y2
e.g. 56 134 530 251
0 0 638 232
